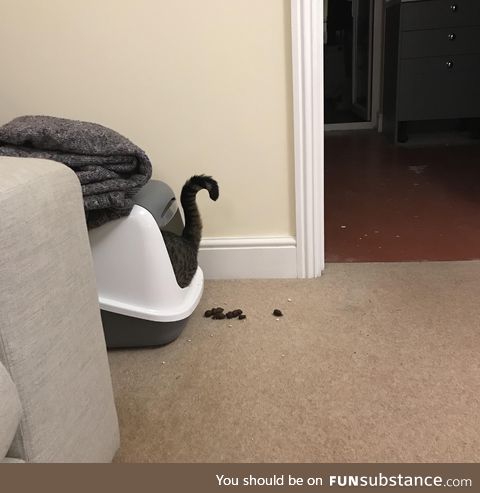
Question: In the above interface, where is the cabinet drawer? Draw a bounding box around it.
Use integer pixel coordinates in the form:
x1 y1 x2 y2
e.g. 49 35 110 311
398 54 480 120
401 0 480 31
401 26 480 58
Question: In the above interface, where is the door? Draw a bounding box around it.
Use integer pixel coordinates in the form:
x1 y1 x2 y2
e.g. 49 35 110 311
324 0 379 127
352 0 374 121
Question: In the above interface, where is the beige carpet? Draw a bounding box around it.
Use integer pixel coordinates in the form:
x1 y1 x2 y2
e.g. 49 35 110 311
109 261 480 463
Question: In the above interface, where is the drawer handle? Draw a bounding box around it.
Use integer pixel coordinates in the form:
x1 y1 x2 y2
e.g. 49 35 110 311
446 60 454 69
450 4 458 12
448 33 456 41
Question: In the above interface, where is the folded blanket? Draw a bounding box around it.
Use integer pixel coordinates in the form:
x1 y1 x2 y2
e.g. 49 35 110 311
0 115 152 228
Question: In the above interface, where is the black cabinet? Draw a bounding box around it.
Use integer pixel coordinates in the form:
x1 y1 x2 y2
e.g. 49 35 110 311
382 0 480 142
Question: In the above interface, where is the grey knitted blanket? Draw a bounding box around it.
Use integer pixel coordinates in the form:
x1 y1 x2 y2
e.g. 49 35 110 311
0 115 152 228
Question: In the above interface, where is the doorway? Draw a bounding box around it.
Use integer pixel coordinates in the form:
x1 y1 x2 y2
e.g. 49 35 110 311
292 0 480 278
322 0 480 264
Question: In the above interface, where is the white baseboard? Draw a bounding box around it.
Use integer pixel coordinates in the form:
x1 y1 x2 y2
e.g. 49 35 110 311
199 236 297 279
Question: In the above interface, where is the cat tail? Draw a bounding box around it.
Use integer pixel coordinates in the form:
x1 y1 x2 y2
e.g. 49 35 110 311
180 174 219 248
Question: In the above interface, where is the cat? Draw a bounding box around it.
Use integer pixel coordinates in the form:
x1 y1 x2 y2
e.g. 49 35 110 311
162 174 219 288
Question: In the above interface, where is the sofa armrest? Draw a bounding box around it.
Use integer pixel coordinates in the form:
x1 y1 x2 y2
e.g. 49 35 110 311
0 157 119 462
0 362 21 460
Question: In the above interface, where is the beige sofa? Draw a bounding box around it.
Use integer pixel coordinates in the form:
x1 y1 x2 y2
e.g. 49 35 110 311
0 157 119 462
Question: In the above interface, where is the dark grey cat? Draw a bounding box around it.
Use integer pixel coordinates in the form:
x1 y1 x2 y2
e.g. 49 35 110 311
162 175 219 288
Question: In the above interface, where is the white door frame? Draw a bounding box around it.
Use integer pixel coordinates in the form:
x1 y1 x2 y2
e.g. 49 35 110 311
291 0 324 278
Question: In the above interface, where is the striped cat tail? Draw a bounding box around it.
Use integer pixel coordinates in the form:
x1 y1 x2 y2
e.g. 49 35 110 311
180 175 219 248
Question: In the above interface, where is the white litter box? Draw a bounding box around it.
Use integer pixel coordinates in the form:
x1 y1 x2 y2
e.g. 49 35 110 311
88 180 204 348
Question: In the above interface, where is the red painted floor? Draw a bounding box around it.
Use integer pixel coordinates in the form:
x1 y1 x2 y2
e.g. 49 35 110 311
325 131 480 262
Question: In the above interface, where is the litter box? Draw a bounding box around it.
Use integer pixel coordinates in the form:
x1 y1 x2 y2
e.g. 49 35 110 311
88 180 204 348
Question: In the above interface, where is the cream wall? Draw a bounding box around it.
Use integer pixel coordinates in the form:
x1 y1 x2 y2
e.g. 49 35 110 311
0 0 295 238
